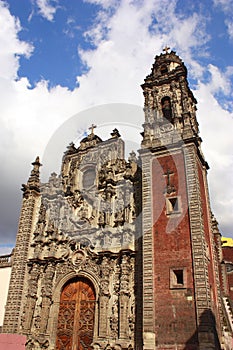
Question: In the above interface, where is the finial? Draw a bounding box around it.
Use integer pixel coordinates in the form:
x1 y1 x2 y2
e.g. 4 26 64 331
65 142 77 155
163 45 170 54
88 124 97 135
111 128 121 138
128 150 137 162
28 156 42 191
22 156 42 196
32 156 42 170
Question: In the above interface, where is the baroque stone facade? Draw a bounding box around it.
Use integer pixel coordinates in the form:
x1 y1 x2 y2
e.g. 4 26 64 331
2 50 232 349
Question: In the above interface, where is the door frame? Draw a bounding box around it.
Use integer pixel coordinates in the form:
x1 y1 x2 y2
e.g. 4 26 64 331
48 271 99 349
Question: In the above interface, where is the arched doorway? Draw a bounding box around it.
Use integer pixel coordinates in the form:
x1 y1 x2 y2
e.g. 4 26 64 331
55 277 96 350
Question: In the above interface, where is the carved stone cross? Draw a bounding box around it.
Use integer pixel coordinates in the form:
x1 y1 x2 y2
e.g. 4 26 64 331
163 168 175 194
164 168 173 186
163 45 170 54
89 124 97 134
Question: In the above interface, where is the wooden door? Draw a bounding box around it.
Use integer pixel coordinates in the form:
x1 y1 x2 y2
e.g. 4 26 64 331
56 277 96 350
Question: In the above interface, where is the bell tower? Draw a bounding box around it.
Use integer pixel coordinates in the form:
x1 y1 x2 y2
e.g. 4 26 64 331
141 46 199 149
140 49 223 349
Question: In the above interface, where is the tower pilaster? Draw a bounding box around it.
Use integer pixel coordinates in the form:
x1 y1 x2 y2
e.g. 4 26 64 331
3 157 42 333
140 150 155 349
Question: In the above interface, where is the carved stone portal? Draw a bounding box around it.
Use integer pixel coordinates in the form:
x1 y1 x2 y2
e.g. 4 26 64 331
55 277 96 350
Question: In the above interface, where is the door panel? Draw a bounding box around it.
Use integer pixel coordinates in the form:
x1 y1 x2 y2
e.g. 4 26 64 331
56 278 96 350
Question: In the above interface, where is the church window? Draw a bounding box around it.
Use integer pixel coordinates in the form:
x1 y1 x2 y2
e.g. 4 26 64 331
170 268 186 289
166 197 180 214
161 65 168 74
161 96 172 122
83 168 96 190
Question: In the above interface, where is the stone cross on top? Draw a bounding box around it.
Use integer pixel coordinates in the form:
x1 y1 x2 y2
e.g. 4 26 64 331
89 124 96 135
163 168 176 194
164 168 173 186
163 45 170 54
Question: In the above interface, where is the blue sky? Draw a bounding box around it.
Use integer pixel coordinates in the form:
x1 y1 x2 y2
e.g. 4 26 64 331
7 0 100 88
0 0 233 254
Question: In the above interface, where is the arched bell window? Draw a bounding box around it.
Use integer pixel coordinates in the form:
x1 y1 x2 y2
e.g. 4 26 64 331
161 64 168 75
161 96 172 122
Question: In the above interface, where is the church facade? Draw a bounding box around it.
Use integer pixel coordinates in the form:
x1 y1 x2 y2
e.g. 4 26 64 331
2 50 232 349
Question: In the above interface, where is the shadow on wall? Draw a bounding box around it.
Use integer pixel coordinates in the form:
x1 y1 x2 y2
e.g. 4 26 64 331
184 309 221 350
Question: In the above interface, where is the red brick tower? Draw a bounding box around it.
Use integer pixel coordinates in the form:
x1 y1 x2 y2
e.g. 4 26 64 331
140 49 223 349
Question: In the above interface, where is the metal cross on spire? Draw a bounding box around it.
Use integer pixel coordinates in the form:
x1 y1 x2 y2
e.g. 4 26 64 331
89 124 97 134
163 45 170 54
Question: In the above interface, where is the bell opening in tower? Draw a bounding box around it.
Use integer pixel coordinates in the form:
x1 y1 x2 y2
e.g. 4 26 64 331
161 96 172 123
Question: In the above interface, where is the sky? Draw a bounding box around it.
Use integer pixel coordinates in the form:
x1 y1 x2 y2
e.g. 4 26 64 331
0 0 233 255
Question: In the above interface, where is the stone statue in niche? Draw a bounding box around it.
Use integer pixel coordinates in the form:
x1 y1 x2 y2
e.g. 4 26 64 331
103 233 112 248
28 265 39 298
114 209 124 226
100 280 110 296
98 211 105 227
78 201 89 220
115 192 125 226
105 206 112 226
110 300 118 337
33 315 41 334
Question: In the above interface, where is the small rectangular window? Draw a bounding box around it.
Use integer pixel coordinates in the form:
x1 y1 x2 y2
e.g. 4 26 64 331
166 197 180 215
174 269 183 284
170 268 186 289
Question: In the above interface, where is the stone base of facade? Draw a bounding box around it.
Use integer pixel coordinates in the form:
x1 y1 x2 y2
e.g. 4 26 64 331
143 332 156 349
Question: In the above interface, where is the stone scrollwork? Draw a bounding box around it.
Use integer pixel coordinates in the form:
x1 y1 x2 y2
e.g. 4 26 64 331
26 337 49 350
160 123 174 133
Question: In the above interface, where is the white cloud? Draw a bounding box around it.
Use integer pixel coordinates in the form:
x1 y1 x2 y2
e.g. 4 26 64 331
35 0 58 21
226 19 233 40
80 0 209 103
213 0 233 40
83 0 119 9
83 0 209 81
207 64 232 94
0 1 33 79
213 0 233 13
195 83 233 236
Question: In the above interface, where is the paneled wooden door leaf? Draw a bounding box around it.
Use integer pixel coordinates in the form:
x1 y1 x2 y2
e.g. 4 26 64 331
56 277 96 350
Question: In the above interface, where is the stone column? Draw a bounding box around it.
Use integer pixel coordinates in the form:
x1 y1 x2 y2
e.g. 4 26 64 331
99 257 111 338
23 264 40 332
119 254 130 340
140 152 156 349
39 263 55 334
